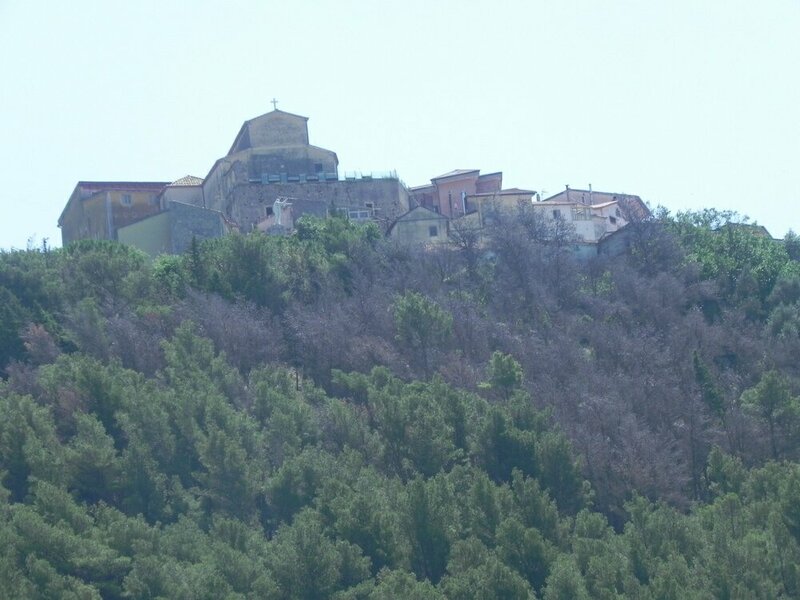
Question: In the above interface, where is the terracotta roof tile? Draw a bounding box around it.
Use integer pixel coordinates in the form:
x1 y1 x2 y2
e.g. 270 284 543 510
169 175 204 187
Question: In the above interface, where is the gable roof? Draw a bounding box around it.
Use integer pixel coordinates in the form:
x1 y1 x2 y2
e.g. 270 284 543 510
75 181 169 191
431 169 480 181
470 187 535 197
228 108 309 155
59 181 170 226
386 205 447 235
251 108 309 122
541 188 641 202
168 175 204 187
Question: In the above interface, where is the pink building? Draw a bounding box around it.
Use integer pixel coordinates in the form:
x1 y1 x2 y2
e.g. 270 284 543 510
409 169 503 218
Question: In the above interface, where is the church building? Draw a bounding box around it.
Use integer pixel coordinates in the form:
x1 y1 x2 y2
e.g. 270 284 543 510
58 107 410 252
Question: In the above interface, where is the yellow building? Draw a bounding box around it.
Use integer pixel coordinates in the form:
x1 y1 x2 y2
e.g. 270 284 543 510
58 181 168 245
387 206 450 245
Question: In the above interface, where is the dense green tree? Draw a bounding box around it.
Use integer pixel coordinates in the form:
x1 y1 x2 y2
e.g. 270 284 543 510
405 476 457 583
0 392 65 501
64 413 122 505
366 568 444 599
393 291 453 376
269 509 370 599
60 239 150 304
319 469 410 573
496 517 555 594
482 351 524 400
0 287 31 368
740 370 799 459
692 350 724 420
4 204 800 597
266 447 334 527
440 538 535 600
670 209 800 317
542 555 590 600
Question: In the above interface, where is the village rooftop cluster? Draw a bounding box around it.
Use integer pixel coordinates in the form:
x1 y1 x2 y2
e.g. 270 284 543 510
58 107 650 258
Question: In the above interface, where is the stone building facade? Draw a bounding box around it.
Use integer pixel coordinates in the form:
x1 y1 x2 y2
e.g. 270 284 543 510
59 181 168 245
59 108 410 249
117 201 232 257
201 109 408 233
409 169 504 218
387 206 450 245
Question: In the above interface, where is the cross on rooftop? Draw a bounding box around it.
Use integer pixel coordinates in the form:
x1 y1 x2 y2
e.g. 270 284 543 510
271 98 279 110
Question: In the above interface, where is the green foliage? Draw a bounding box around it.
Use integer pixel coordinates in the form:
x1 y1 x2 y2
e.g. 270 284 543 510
0 287 31 368
405 475 457 583
543 555 590 600
4 209 800 597
367 568 444 599
152 253 188 298
393 291 453 375
670 209 800 317
785 230 800 261
483 351 523 399
0 392 66 501
319 469 410 573
704 447 746 498
692 350 724 419
440 537 535 599
496 516 555 593
269 509 370 599
0 248 65 368
741 370 799 459
475 401 585 513
61 239 150 303
65 413 122 505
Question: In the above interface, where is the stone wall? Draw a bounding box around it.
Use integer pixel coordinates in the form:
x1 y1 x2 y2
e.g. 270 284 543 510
246 146 338 180
245 111 309 148
169 202 227 254
225 177 410 233
162 185 204 209
107 190 163 235
389 209 450 245
118 212 171 256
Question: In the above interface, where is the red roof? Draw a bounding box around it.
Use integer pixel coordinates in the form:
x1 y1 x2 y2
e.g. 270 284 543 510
470 188 535 197
168 175 204 187
77 181 169 191
431 169 479 181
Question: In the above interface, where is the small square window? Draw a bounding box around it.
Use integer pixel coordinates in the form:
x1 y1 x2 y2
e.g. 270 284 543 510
314 163 324 173
429 225 438 237
609 216 617 225
120 194 132 206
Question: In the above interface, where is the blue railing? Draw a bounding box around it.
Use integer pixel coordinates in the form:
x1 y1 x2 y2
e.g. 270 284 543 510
258 170 400 184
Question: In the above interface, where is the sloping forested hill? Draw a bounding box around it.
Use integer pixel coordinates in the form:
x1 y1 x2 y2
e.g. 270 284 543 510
2 207 800 598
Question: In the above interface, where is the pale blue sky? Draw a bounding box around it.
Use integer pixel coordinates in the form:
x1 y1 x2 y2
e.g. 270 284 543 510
1 0 798 249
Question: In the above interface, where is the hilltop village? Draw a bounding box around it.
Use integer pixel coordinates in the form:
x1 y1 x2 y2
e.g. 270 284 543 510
9 107 800 599
58 107 650 257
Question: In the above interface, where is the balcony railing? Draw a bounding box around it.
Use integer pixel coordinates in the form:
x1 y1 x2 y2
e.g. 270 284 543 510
256 170 400 185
